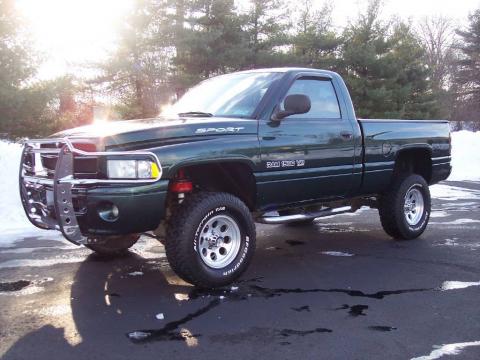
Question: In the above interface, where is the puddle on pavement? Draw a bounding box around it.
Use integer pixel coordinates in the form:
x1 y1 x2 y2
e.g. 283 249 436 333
127 279 432 344
317 226 359 233
277 328 332 337
349 305 368 316
291 305 310 312
126 276 480 344
285 240 305 246
0 277 53 296
336 304 368 317
368 326 397 332
188 286 248 301
0 280 31 292
248 285 432 299
128 329 200 343
265 246 283 251
127 299 220 344
236 276 264 284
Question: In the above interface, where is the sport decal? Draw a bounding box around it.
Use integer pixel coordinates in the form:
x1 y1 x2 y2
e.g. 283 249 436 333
195 127 245 134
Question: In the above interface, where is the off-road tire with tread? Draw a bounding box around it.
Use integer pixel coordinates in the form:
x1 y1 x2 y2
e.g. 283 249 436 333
165 192 256 288
378 174 431 240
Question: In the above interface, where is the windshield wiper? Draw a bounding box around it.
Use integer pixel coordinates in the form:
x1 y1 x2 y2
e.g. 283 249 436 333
178 111 213 117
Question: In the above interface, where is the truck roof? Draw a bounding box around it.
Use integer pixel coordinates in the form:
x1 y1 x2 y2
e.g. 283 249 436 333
233 67 338 76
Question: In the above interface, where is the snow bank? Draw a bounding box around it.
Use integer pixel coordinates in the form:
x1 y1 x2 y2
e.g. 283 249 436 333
0 141 35 233
449 130 480 181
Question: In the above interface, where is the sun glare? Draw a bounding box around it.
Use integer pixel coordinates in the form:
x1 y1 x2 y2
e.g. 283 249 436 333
14 0 478 81
15 0 133 79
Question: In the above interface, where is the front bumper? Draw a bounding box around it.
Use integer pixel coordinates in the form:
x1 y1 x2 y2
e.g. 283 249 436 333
77 182 168 237
19 138 167 244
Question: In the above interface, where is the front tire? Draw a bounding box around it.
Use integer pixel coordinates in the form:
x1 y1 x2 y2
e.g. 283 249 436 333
85 234 140 256
165 192 256 288
378 174 431 240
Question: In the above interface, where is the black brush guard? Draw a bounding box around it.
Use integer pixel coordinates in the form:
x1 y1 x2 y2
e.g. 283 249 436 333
19 138 162 244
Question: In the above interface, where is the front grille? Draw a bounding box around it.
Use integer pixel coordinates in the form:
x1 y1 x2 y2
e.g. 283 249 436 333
20 137 162 243
40 143 99 179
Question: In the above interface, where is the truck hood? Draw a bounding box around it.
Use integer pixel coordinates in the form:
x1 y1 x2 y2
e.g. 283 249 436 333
52 116 257 148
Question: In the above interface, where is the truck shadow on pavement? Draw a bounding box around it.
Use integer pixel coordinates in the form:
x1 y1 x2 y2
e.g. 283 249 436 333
1 251 194 359
2 220 471 359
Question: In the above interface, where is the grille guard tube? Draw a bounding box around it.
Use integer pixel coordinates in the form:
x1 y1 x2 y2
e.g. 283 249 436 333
53 146 85 243
19 138 163 244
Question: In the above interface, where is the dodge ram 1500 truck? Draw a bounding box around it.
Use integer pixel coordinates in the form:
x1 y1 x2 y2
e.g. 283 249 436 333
20 68 452 287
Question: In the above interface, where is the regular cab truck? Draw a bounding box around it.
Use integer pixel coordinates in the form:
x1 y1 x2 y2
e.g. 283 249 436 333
20 68 452 287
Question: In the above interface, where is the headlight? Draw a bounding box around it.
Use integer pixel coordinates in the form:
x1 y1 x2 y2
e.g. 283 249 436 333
137 160 153 178
107 160 160 179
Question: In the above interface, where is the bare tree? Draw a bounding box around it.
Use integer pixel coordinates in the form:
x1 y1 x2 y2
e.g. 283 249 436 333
417 16 457 92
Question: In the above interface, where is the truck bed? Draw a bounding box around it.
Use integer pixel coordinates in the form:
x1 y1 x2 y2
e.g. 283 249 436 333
357 119 451 194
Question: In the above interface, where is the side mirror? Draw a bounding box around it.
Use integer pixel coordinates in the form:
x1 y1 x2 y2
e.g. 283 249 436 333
271 94 311 121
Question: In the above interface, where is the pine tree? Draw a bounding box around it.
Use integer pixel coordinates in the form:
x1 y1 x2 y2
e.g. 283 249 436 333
243 0 289 67
340 0 437 119
172 0 248 89
453 9 480 126
0 0 36 136
91 0 172 119
291 0 341 69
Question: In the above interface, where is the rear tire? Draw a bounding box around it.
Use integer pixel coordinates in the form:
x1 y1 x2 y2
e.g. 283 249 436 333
85 234 140 256
378 174 431 240
165 192 256 288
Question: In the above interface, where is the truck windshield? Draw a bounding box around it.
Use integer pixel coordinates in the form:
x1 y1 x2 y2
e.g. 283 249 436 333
164 72 282 118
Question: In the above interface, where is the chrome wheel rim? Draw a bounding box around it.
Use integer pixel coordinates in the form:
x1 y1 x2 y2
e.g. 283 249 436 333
404 186 424 226
198 214 241 269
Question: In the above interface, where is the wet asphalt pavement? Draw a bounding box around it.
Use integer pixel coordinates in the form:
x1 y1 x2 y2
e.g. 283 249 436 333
0 181 479 360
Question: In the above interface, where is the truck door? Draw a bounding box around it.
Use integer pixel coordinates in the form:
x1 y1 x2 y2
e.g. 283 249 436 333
257 75 356 206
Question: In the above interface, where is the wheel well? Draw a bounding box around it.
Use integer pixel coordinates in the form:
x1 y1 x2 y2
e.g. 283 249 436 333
393 149 432 183
172 162 257 210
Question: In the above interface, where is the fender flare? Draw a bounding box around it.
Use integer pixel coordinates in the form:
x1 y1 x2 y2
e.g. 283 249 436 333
166 156 257 178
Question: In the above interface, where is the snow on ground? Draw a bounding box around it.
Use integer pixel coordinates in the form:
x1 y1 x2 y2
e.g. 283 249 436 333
429 184 480 201
430 218 480 226
319 251 354 257
0 130 479 245
411 341 480 360
0 141 34 233
449 130 480 181
0 141 53 247
127 271 144 276
0 256 87 269
441 280 480 291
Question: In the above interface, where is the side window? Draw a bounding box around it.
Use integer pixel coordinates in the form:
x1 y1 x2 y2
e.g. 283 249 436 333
283 78 341 119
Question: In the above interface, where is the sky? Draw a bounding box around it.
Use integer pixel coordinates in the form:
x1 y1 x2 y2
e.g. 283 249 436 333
15 0 133 79
328 0 480 27
14 0 480 80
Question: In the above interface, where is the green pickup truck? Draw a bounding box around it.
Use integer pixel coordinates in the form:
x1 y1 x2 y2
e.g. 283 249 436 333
20 68 451 287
